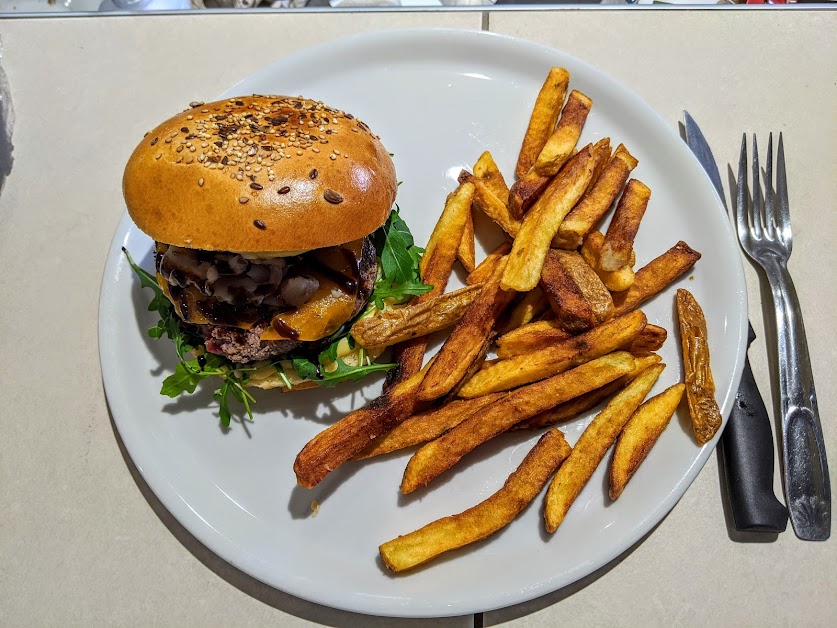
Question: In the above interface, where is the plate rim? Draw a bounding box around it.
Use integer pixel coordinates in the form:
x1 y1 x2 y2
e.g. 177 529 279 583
99 27 748 618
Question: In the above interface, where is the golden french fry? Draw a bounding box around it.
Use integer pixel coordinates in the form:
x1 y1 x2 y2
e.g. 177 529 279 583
294 367 428 488
508 170 553 219
466 241 512 286
544 363 665 532
402 352 636 494
495 319 571 359
380 429 571 572
610 383 685 499
457 205 476 273
474 151 511 204
580 230 635 293
502 147 596 292
554 144 639 249
459 170 521 237
600 179 651 271
516 67 571 178
540 248 614 332
418 258 515 403
351 284 483 351
354 393 503 460
586 138 613 193
458 310 646 398
628 323 667 355
532 90 593 176
612 241 702 316
387 185 472 390
676 289 722 445
499 288 549 335
513 355 662 430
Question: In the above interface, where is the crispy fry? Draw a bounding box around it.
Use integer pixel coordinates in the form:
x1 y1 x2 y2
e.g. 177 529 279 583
387 185 472 389
294 368 427 488
457 204 476 273
628 323 667 355
508 171 553 219
351 284 482 351
499 288 549 335
466 241 512 285
540 249 614 332
458 311 646 398
612 241 701 316
554 144 639 249
580 230 635 292
516 67 571 178
610 383 685 499
417 258 515 403
502 147 596 292
586 138 613 193
380 429 571 572
676 289 722 445
543 363 665 532
600 179 651 271
513 355 663 430
495 319 571 359
355 393 503 460
532 90 593 177
474 151 510 203
459 170 521 237
402 352 636 494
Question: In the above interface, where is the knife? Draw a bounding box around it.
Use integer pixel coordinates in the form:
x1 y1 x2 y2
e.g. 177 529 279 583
683 111 788 533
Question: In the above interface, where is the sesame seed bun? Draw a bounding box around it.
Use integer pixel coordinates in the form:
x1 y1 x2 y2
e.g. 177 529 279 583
123 96 396 253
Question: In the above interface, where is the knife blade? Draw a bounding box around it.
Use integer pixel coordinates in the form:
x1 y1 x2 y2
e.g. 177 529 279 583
683 111 788 533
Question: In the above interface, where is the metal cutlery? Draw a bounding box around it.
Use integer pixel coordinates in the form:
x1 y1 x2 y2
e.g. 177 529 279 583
683 112 787 533
735 133 831 541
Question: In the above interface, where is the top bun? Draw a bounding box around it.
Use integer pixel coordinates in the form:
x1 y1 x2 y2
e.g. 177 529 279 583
123 96 396 253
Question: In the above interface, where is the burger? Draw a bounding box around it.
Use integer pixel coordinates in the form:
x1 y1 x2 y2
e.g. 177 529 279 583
123 95 425 408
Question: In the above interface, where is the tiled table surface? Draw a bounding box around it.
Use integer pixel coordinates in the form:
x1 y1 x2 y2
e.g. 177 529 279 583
0 8 834 627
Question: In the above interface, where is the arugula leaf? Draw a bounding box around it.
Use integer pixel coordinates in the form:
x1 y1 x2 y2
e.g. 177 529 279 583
369 209 432 309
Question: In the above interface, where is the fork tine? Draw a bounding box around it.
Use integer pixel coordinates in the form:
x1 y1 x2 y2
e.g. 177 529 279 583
764 133 777 237
776 133 792 248
750 134 764 239
736 133 750 244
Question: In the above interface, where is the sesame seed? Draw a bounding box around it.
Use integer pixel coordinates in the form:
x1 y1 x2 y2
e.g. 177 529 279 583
198 178 205 187
150 137 159 146
329 154 337 161
312 148 320 153
186 115 194 120
278 186 291 194
155 152 162 160
181 127 189 133
296 150 303 156
250 182 263 190
175 155 183 163
186 156 194 164
253 220 266 230
239 196 249 204
324 189 344 204
309 169 318 179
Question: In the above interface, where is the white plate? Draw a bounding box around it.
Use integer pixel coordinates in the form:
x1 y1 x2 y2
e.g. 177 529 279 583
99 29 747 618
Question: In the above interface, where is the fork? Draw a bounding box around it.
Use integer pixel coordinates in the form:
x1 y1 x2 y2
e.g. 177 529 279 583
735 133 831 541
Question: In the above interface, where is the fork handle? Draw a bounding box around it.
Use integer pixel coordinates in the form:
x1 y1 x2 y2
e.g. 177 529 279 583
764 259 831 540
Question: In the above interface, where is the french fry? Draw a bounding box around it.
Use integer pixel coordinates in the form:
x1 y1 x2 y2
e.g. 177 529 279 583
350 284 483 351
610 383 685 499
466 241 511 285
612 241 702 316
540 249 614 332
628 323 667 355
513 355 663 430
515 67 571 178
499 288 549 335
354 393 503 460
402 352 636 494
458 311 646 398
676 289 722 445
388 184 472 389
502 147 596 292
586 138 613 193
543 363 666 532
554 144 639 249
508 171 553 219
459 170 521 237
580 230 636 293
600 179 651 271
380 429 571 572
474 151 511 203
495 319 571 359
457 204 476 273
294 367 428 488
532 90 593 176
418 258 515 403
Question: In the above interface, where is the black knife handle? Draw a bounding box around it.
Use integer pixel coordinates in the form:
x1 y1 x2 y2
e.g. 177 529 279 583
721 353 788 532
